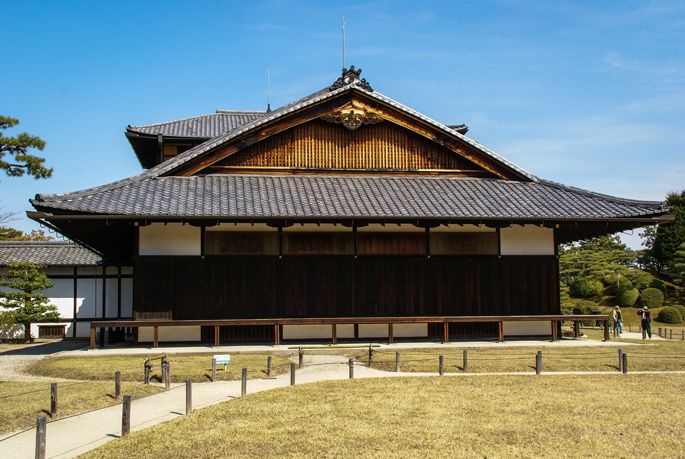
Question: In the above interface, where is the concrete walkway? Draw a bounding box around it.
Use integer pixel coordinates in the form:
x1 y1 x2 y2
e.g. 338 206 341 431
0 335 668 459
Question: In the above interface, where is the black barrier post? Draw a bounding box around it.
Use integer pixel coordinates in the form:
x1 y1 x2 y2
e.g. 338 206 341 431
115 371 121 400
622 353 628 374
439 355 444 376
241 368 247 397
267 356 273 377
536 351 542 375
290 363 296 386
212 357 216 382
186 379 192 414
50 383 57 419
122 395 131 436
144 359 151 384
395 352 400 373
368 344 373 368
299 346 303 369
463 350 468 373
349 358 354 379
36 416 46 459
618 349 623 372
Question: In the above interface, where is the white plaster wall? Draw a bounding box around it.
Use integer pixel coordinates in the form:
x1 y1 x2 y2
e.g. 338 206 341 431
0 324 24 339
336 324 355 338
358 324 389 338
502 321 551 337
500 226 555 255
138 326 201 342
120 278 133 317
282 325 333 339
76 278 98 318
44 278 74 319
74 321 91 339
139 223 201 255
394 324 428 337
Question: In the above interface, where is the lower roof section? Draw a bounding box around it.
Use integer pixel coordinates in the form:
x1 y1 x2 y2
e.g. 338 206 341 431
0 241 100 267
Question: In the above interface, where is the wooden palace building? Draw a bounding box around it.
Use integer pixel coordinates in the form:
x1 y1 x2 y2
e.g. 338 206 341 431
28 67 669 346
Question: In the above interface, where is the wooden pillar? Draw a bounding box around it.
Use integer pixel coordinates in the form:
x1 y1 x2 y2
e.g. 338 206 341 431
354 324 359 339
274 324 280 346
90 326 95 349
332 324 337 345
388 323 393 344
574 320 580 338
443 321 449 343
603 319 610 341
214 326 220 347
72 267 78 338
100 262 106 347
498 322 504 342
153 326 159 348
550 321 556 341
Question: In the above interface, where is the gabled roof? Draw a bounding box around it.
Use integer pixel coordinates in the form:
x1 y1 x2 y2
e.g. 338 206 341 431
0 241 100 267
127 110 266 138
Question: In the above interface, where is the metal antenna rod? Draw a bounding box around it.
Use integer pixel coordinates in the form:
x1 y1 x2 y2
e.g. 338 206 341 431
342 16 346 69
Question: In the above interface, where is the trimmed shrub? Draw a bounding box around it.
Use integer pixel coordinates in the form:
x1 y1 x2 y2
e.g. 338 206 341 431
561 302 574 315
650 279 667 294
639 288 664 308
626 270 652 290
608 279 633 296
574 300 600 315
570 278 603 298
616 288 639 306
671 305 685 319
657 307 683 324
602 274 617 286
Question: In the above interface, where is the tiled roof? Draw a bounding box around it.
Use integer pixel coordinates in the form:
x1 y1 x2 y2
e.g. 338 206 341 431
31 174 665 220
127 110 266 138
0 242 101 266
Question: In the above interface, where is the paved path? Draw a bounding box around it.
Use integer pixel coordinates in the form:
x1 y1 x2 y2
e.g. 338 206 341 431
0 336 670 458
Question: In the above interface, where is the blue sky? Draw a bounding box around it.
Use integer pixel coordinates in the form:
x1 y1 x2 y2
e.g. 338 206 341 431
3 0 683 249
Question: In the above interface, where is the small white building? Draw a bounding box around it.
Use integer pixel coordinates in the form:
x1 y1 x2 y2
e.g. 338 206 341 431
0 241 132 340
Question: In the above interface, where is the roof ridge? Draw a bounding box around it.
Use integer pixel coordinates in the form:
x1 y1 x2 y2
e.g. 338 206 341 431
215 110 267 115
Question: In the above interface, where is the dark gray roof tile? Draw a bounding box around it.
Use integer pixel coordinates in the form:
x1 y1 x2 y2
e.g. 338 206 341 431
0 242 100 266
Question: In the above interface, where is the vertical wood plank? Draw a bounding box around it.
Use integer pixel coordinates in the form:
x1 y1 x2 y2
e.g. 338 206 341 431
388 323 394 344
332 324 337 344
214 326 220 347
153 326 159 348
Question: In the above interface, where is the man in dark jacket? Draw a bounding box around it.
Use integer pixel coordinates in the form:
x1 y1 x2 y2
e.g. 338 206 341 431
638 306 652 339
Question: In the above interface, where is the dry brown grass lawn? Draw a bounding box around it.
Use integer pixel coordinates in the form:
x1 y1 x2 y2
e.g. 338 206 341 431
77 374 685 459
25 354 292 383
0 381 161 436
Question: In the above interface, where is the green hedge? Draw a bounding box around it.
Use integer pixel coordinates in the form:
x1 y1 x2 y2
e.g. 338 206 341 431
616 288 639 306
570 278 603 298
639 288 664 308
671 305 685 319
657 307 683 324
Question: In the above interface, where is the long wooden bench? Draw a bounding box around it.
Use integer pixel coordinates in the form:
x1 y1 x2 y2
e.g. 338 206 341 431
90 315 609 349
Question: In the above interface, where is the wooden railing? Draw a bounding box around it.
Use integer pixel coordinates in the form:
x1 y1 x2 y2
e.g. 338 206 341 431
90 315 610 349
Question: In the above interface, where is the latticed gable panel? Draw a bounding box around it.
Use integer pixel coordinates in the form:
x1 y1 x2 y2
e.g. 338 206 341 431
204 120 491 175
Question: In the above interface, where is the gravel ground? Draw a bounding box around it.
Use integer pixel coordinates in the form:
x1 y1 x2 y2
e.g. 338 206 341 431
0 341 87 382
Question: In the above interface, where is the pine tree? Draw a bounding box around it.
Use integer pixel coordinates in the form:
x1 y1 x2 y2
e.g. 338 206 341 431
672 242 685 286
0 262 60 341
641 190 685 274
0 115 52 179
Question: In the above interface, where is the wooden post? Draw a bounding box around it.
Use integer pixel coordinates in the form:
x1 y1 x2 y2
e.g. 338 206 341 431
241 368 247 397
115 372 121 400
622 353 628 374
550 321 555 341
670 329 673 340
35 416 46 459
368 344 373 368
274 324 280 346
574 320 580 338
498 322 504 342
536 351 542 375
332 324 337 345
290 363 296 386
90 327 95 349
153 326 159 348
354 324 359 339
267 356 272 377
463 350 468 373
629 324 632 332
682 330 684 341
349 358 354 379
298 346 303 369
214 325 220 347
212 357 216 382
443 322 449 343
618 349 623 372
161 357 170 390
603 320 610 341
122 395 131 436
658 327 662 338
144 359 151 384
439 355 444 376
388 323 393 344
395 351 400 373
186 379 192 414
50 383 57 419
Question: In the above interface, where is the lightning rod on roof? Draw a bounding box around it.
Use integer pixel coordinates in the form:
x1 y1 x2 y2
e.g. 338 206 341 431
342 16 346 69
266 69 271 113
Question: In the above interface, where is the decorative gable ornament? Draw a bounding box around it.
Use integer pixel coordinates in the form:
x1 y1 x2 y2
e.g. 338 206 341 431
330 66 373 92
320 109 384 130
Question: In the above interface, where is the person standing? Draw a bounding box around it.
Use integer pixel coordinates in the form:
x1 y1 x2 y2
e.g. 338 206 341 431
638 306 652 339
613 306 623 334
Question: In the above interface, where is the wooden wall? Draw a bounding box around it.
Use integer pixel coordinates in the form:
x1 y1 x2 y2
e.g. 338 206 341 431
206 120 491 174
133 256 559 320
